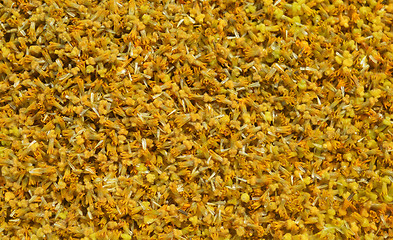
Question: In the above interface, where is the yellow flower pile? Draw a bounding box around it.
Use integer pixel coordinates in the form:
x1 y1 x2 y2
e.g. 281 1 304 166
1 0 393 239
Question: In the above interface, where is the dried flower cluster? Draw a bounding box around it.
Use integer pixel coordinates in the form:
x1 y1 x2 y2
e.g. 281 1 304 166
1 0 393 239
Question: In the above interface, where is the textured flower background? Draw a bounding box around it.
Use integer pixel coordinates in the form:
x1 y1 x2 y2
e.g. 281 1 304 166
1 0 393 239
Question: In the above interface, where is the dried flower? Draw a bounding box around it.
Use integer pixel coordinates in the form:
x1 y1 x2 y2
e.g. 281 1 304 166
1 0 392 238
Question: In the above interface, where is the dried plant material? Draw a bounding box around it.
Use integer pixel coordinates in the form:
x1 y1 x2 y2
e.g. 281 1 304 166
1 0 393 239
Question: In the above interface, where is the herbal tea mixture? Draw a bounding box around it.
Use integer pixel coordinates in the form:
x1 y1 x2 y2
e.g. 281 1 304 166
0 0 393 239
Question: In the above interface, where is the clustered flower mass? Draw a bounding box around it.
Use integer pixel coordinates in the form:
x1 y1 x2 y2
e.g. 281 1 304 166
1 0 393 239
